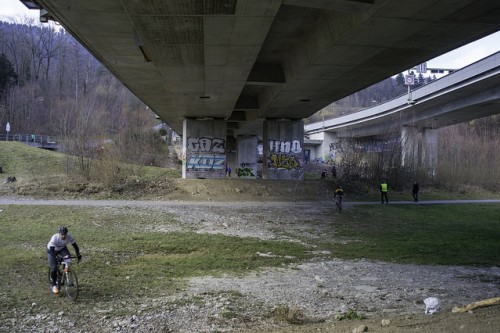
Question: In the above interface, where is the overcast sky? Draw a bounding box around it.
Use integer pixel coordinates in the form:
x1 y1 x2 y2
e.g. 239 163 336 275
2 0 500 70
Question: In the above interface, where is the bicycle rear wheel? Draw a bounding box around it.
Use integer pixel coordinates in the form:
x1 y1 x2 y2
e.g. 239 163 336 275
63 270 79 301
335 200 342 213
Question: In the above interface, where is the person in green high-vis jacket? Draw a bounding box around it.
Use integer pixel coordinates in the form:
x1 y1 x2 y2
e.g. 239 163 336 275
380 180 389 204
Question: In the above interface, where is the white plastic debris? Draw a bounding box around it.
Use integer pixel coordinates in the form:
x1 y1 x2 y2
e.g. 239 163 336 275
424 297 441 314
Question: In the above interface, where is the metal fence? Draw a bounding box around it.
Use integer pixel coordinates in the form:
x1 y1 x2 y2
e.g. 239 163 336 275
0 133 58 149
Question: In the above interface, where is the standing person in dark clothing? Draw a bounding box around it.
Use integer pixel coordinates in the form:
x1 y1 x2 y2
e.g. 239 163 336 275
380 180 389 204
412 181 419 202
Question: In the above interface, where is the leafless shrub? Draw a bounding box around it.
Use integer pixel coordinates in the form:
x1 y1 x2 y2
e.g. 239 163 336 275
437 117 500 192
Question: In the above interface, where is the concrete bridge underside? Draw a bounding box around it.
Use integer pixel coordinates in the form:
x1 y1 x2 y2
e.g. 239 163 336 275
23 0 500 178
26 0 500 137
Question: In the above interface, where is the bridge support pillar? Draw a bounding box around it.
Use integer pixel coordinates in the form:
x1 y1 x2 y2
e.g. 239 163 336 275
400 127 438 176
422 128 438 176
263 119 304 179
323 132 340 162
236 135 258 179
182 118 227 179
401 126 421 169
306 131 340 163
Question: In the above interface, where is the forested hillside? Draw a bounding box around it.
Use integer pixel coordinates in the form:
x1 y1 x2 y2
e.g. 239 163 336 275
0 18 169 169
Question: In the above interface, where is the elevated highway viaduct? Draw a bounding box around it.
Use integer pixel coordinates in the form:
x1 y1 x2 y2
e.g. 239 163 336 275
304 51 500 173
21 0 500 178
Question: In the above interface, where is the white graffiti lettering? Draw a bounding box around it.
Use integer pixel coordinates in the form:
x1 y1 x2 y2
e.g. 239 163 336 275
188 137 226 153
269 139 302 153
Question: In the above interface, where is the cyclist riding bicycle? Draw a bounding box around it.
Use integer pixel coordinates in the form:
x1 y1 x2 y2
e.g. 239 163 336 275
334 185 344 205
47 226 82 294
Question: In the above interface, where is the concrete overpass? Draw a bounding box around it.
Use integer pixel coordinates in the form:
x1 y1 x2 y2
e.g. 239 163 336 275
305 51 500 137
304 51 500 169
21 0 500 178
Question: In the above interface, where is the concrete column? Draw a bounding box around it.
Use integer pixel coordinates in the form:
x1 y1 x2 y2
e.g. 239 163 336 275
263 119 304 179
305 132 324 161
236 135 258 178
307 131 340 163
422 128 438 176
182 118 227 179
400 126 420 168
323 132 339 163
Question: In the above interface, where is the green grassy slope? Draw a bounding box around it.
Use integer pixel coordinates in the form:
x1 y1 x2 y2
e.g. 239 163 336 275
0 141 66 179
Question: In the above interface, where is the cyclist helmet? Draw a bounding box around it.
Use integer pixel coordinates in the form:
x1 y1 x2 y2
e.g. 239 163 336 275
58 226 68 235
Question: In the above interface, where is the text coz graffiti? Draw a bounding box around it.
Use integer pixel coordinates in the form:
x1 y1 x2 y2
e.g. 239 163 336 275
188 137 225 153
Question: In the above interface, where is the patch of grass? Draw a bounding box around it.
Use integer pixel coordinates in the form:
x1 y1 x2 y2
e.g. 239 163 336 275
139 165 181 179
0 141 66 179
221 309 239 319
334 308 365 321
273 304 304 324
322 204 500 266
0 141 180 188
0 205 312 307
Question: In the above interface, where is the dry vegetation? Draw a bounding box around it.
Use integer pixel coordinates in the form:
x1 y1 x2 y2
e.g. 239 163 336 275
438 117 500 192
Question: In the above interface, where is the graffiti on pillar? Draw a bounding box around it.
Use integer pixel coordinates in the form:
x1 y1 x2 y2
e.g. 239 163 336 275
187 155 225 170
328 141 342 162
237 163 256 177
329 141 341 151
267 139 302 170
269 139 302 153
186 136 226 177
187 137 225 153
269 153 300 169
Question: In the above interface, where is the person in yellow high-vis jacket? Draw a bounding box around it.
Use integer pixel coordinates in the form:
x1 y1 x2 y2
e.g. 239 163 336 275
380 180 389 204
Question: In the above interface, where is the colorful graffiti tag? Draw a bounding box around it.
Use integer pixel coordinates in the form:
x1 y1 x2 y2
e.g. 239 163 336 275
186 137 226 174
237 162 256 177
267 139 302 170
187 155 225 170
269 153 300 169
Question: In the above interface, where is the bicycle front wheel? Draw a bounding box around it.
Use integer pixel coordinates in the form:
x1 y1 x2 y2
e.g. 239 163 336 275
63 270 79 301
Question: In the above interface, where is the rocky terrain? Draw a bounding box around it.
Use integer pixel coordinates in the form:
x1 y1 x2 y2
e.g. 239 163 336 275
1 192 499 333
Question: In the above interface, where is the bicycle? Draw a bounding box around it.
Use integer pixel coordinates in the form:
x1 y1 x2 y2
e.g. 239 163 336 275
334 195 343 213
48 255 79 301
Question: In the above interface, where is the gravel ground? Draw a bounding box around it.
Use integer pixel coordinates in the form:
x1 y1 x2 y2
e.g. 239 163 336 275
1 195 499 332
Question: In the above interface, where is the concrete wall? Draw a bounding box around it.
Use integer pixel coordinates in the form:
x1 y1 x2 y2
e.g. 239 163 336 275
422 128 438 176
263 119 304 179
225 135 237 177
401 126 421 169
182 118 227 179
236 136 258 178
307 131 340 162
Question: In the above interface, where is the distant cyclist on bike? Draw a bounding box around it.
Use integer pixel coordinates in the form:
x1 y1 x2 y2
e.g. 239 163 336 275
334 185 344 205
47 226 82 294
